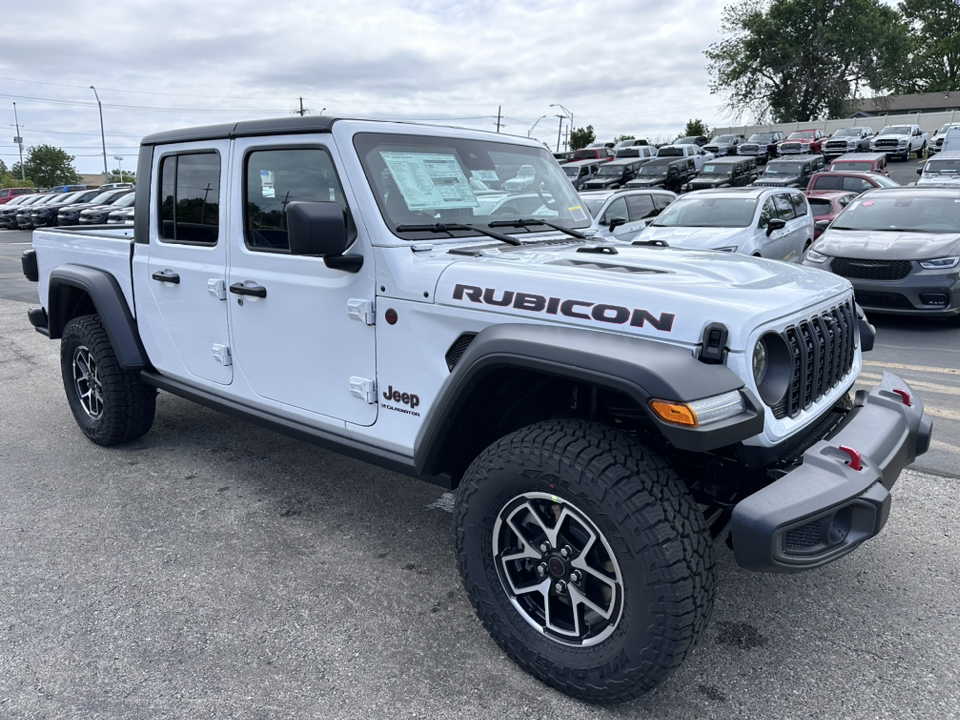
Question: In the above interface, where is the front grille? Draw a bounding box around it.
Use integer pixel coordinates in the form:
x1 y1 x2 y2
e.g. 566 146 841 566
825 141 849 150
740 144 759 153
854 290 914 309
771 300 856 419
780 142 803 152
831 257 912 280
875 139 899 148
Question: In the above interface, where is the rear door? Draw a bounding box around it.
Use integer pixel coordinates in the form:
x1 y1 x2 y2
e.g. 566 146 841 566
133 142 232 385
770 192 800 260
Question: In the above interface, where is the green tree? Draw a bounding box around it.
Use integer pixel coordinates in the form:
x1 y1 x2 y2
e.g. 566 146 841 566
569 125 596 151
705 0 911 122
679 119 710 139
109 168 136 184
22 145 81 188
897 0 960 93
614 134 635 143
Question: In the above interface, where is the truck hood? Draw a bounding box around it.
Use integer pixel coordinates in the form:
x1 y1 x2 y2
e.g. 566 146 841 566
916 175 960 188
626 178 666 187
754 176 800 187
815 229 960 259
873 133 912 142
434 241 850 351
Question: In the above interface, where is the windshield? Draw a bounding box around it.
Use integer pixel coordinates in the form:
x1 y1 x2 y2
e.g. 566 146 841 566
113 192 137 207
354 132 590 237
595 164 625 178
747 134 776 142
937 123 960 134
832 161 875 172
711 135 737 143
832 128 861 137
57 191 86 204
808 198 834 214
639 164 668 177
764 163 800 176
833 195 960 233
573 149 599 160
787 131 816 139
925 159 960 174
700 164 732 176
581 196 608 218
880 126 911 135
652 196 758 228
563 165 581 178
675 137 698 144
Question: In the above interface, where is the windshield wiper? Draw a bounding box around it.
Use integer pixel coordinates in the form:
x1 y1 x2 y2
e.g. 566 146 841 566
395 222 522 246
487 218 587 239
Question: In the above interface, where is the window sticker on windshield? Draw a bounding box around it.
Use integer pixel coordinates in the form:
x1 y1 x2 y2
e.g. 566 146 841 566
568 205 588 222
471 169 499 182
380 151 479 210
861 200 874 207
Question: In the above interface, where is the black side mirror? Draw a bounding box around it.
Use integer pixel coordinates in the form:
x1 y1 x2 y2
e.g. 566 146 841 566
287 201 362 273
766 217 787 235
608 216 627 231
815 219 831 232
917 168 923 175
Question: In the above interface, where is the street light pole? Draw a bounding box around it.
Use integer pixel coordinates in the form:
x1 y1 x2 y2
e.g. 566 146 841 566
114 156 124 183
89 86 109 185
527 114 547 138
12 102 25 182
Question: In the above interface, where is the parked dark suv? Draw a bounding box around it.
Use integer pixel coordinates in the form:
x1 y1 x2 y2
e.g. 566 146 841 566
737 132 784 163
625 157 696 193
579 159 646 191
683 156 758 191
753 155 823 189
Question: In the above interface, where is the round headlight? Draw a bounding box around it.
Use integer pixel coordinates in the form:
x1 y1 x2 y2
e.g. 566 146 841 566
752 340 768 385
753 332 792 406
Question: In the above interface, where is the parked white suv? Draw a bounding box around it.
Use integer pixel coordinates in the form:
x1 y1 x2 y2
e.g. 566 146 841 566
656 143 714 170
634 187 814 261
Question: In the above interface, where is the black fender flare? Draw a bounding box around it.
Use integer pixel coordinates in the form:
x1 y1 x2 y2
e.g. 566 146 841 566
48 265 148 369
413 324 763 475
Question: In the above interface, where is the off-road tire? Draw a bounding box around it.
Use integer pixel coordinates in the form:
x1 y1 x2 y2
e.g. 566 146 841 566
61 314 156 446
455 419 715 703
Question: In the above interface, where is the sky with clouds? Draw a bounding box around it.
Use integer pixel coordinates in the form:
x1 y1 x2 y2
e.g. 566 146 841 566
1 0 739 176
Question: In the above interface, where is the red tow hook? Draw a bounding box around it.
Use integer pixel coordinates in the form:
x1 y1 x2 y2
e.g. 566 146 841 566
893 389 912 406
838 445 863 471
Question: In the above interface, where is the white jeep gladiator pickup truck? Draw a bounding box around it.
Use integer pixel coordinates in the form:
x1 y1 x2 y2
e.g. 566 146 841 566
21 116 932 703
869 123 928 160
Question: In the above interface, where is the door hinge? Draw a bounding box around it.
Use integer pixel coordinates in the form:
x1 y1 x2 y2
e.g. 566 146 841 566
212 344 232 366
207 279 227 300
347 298 376 325
349 376 377 403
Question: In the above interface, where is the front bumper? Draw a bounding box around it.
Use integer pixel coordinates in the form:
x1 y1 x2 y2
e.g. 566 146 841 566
732 373 932 572
842 266 960 317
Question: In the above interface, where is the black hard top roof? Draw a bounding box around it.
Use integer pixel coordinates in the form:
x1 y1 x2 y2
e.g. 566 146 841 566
141 116 340 146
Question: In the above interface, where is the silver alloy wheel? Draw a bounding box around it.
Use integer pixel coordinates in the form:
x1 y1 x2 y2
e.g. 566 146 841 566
492 492 624 646
72 345 103 419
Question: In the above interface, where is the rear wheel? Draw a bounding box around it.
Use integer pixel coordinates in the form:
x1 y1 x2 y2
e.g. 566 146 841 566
916 142 926 159
61 314 156 446
455 420 714 703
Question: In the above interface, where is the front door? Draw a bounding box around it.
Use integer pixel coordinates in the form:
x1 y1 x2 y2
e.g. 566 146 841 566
226 138 378 426
134 141 233 385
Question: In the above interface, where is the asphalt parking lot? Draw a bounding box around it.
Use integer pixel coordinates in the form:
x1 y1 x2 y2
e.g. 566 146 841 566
1 167 958 718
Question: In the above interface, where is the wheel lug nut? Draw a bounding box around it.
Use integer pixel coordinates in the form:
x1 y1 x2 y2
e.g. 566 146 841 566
570 570 582 583
539 542 550 554
554 581 566 594
536 563 547 577
560 545 572 558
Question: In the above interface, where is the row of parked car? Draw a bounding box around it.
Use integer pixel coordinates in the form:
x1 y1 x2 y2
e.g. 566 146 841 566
0 185 136 230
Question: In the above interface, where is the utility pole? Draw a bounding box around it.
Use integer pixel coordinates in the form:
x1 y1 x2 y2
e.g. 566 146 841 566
496 106 502 133
12 102 25 182
89 86 109 185
555 115 564 152
298 97 306 116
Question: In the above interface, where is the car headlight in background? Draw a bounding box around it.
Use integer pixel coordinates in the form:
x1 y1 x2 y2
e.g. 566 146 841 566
806 249 829 263
918 256 959 269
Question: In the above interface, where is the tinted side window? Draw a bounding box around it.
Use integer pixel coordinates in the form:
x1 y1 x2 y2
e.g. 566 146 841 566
774 193 797 220
601 197 628 225
758 198 776 228
789 192 808 216
843 178 873 193
158 151 220 245
653 194 673 210
813 176 842 191
245 147 347 252
626 194 656 220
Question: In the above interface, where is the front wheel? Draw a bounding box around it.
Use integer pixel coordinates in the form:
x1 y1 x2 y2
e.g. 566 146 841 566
916 142 926 159
455 420 714 703
61 314 156 446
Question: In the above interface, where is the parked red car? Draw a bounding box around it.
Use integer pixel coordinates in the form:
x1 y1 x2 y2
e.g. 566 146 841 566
779 129 825 155
803 190 858 238
572 147 614 162
806 171 900 195
0 187 34 205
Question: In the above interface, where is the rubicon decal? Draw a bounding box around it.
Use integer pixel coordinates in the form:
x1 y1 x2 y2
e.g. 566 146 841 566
452 284 675 332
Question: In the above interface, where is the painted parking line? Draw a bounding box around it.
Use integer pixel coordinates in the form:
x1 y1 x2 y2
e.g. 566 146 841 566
863 361 960 376
858 372 960 397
